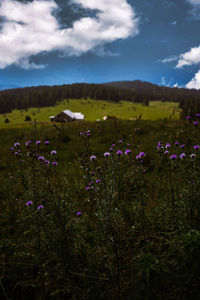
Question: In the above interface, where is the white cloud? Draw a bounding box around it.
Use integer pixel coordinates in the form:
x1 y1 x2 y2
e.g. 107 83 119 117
185 70 200 89
160 55 178 63
186 0 200 6
0 0 139 69
176 45 200 68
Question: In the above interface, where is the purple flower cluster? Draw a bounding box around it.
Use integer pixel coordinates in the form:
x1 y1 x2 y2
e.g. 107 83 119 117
80 130 91 137
136 152 146 159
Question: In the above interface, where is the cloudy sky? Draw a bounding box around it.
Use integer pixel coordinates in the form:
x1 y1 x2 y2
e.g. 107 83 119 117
0 0 200 89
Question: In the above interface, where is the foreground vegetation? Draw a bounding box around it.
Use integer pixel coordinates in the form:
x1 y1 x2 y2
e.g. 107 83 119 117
0 99 180 127
1 115 200 299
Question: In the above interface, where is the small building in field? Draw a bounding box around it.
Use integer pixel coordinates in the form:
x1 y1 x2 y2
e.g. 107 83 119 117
50 109 84 122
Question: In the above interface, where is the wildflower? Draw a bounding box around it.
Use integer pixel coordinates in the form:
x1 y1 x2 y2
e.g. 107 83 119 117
104 152 110 157
180 153 186 159
186 116 191 120
37 204 44 210
25 141 31 147
76 211 82 216
52 161 58 166
118 139 123 144
10 147 14 151
180 144 185 148
193 145 200 150
90 155 96 161
14 142 20 147
86 186 90 191
164 150 169 155
80 132 83 136
26 201 33 206
157 141 162 146
190 153 196 159
89 181 93 186
116 150 123 155
87 133 91 137
14 152 19 156
125 149 131 155
143 169 146 173
170 154 177 160
175 141 179 146
44 160 50 166
127 143 130 146
87 130 91 133
36 140 41 145
110 147 114 152
91 172 95 176
96 179 100 183
195 113 200 118
193 121 199 126
51 150 57 155
139 152 146 157
44 141 50 145
165 143 171 149
111 144 115 147
38 156 45 161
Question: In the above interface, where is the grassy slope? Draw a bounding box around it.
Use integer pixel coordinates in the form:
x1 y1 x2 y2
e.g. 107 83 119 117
0 99 181 128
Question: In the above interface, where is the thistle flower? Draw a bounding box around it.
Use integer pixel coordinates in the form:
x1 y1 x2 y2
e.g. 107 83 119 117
76 211 82 216
195 113 200 118
51 150 57 155
38 156 45 161
44 160 50 166
52 161 58 166
125 149 131 155
104 152 110 157
180 153 186 159
96 179 100 183
90 155 96 161
170 154 177 160
193 121 199 126
180 144 185 148
193 145 200 150
139 152 146 157
190 153 196 159
110 147 114 152
86 186 90 191
14 152 19 156
186 116 191 120
36 140 41 145
164 150 169 155
116 150 123 155
10 147 14 151
26 201 33 206
175 141 179 146
118 139 123 144
44 141 50 145
165 143 171 149
37 204 44 210
14 142 20 147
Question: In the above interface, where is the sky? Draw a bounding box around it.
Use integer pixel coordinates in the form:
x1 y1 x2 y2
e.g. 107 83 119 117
0 0 200 89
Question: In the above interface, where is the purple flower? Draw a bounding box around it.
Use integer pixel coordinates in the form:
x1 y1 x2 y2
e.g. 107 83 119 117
87 130 91 133
76 211 82 216
139 152 146 157
44 141 50 145
80 132 83 136
51 150 57 155
116 150 123 156
87 133 91 137
14 142 20 147
175 141 179 146
143 169 146 173
52 161 58 166
25 141 31 147
96 179 100 183
91 172 95 176
190 153 196 159
157 141 162 146
86 186 90 191
193 145 200 150
165 143 171 149
111 144 115 147
186 116 191 120
90 155 96 161
125 149 131 155
36 140 41 145
118 139 123 144
180 144 185 148
44 160 50 166
170 154 177 160
26 201 33 206
193 121 199 126
10 147 14 151
180 153 186 159
195 113 200 118
38 156 45 161
127 143 130 146
164 150 169 155
14 152 19 156
89 181 93 186
104 152 110 157
110 147 114 152
37 205 44 211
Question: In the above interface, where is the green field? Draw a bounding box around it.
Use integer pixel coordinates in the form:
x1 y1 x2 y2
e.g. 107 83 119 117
0 99 181 128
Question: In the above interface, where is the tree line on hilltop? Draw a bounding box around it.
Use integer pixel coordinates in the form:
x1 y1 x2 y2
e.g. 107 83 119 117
0 81 200 117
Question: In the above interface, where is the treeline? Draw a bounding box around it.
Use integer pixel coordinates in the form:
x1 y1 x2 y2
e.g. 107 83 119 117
0 83 147 114
1 81 200 116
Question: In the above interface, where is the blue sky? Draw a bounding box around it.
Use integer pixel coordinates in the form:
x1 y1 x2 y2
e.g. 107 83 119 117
0 0 200 89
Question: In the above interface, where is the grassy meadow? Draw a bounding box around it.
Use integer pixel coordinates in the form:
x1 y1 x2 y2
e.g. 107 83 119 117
1 99 200 299
0 99 180 128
